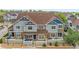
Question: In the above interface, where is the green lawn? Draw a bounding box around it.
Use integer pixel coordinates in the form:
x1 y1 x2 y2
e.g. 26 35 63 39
0 11 6 15
0 11 7 24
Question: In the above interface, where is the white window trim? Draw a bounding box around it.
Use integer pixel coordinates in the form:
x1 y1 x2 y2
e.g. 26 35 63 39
16 26 20 29
24 34 33 39
51 25 56 29
37 24 45 29
28 26 32 30
58 24 63 29
38 34 45 40
50 33 56 38
58 32 63 38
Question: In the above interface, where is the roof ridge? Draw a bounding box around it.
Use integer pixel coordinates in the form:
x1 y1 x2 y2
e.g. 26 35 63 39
17 12 59 24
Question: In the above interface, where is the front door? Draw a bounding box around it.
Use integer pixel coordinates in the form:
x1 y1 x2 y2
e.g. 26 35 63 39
12 32 14 37
33 35 36 39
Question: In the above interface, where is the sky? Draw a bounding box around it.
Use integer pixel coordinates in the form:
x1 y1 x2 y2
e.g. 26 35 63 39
0 0 79 12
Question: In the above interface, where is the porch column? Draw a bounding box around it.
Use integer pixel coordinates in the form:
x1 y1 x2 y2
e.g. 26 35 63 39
45 33 48 46
21 32 26 46
35 33 38 47
56 33 58 39
14 32 16 39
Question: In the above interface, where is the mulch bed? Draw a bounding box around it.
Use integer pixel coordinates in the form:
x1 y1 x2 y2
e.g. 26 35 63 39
1 43 74 49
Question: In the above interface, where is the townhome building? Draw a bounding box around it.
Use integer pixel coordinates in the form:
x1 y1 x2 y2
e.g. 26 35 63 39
6 12 64 46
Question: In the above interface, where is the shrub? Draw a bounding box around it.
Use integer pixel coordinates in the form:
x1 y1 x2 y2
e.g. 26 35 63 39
55 41 58 46
72 43 76 48
49 42 52 46
62 43 65 46
42 43 46 47
0 39 3 43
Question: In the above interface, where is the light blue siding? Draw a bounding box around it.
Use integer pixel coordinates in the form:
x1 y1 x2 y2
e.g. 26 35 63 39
46 25 58 33
46 18 63 33
13 20 37 32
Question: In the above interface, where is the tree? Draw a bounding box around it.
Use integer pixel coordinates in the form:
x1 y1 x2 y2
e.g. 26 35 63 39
0 39 3 43
0 15 4 23
55 13 67 23
64 28 79 47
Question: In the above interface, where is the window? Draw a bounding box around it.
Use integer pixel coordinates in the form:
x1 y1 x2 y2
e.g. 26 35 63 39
25 35 33 39
38 25 45 29
59 25 62 28
16 26 20 29
39 26 43 29
38 34 45 39
58 33 62 37
16 32 20 36
37 25 45 30
52 26 56 29
51 33 55 37
16 32 21 39
76 25 79 29
28 26 32 30
70 23 72 27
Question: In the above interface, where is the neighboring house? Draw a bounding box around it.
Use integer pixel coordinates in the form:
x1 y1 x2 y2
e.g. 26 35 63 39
69 19 79 31
7 12 64 45
67 14 76 27
3 13 18 21
3 13 18 26
67 14 79 31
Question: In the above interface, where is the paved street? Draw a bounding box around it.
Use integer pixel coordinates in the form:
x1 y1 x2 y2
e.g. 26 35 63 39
0 22 13 39
0 26 8 39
